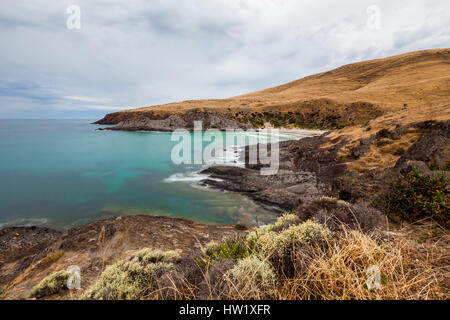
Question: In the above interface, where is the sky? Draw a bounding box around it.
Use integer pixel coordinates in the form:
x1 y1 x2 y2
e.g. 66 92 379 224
0 0 449 119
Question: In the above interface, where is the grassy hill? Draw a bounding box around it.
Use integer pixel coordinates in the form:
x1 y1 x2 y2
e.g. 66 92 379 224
97 48 450 130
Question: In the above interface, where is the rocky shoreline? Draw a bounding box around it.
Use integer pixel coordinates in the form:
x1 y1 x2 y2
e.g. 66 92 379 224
198 120 449 228
95 109 254 131
93 104 380 132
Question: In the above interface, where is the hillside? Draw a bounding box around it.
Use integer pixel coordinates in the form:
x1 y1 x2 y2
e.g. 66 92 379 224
96 48 450 131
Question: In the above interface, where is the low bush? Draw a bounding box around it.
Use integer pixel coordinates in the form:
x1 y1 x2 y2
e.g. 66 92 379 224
30 270 71 298
272 213 300 232
430 160 450 171
77 217 447 300
81 248 180 300
280 228 446 300
40 251 65 264
202 237 251 265
225 256 277 299
196 223 447 300
377 168 449 227
256 220 333 259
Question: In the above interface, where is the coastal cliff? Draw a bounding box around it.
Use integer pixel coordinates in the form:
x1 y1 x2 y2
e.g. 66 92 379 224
95 49 450 132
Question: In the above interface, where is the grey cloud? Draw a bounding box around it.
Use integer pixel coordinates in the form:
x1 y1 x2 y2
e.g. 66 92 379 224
0 0 449 118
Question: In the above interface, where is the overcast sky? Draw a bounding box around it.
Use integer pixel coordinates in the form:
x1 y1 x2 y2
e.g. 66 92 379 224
0 0 448 119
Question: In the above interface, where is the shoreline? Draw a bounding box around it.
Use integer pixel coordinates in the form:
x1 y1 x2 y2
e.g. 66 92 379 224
275 128 327 136
96 125 328 137
260 122 327 136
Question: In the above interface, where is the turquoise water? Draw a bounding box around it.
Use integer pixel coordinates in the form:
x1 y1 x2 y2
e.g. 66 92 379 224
0 120 302 230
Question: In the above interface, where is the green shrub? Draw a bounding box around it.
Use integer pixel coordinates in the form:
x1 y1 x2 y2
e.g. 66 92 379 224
81 248 179 300
234 223 248 230
272 214 300 232
202 237 251 266
377 168 449 227
430 160 450 171
227 256 277 299
30 270 71 298
256 220 333 258
245 224 273 249
251 118 265 128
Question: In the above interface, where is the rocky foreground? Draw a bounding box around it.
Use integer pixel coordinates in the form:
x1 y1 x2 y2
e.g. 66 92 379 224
0 215 245 299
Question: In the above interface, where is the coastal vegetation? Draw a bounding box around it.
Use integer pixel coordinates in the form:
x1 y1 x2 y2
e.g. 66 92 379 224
376 168 449 227
30 270 71 299
74 215 447 300
81 249 180 300
40 251 65 265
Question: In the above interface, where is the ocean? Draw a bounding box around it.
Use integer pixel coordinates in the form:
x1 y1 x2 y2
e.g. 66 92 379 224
0 119 303 230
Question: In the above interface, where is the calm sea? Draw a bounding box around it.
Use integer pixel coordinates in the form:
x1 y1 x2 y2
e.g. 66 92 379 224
0 119 303 230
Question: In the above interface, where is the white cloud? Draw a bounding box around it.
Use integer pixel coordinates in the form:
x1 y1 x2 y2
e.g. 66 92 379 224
63 96 111 103
0 0 449 118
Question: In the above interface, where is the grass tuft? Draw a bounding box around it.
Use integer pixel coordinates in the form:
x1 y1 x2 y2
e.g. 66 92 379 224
30 270 71 298
40 251 65 264
279 228 447 299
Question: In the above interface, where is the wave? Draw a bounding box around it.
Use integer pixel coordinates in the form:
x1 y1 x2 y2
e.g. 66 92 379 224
209 146 244 166
0 218 48 229
69 217 93 228
164 172 216 183
163 170 225 189
245 131 304 140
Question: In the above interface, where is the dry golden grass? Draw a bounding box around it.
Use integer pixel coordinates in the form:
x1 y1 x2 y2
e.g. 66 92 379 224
121 48 450 115
283 229 448 300
188 226 448 300
176 225 449 300
331 102 450 172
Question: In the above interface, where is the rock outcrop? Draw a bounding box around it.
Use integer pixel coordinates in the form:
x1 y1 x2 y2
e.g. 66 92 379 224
0 226 62 290
96 109 254 131
200 120 449 218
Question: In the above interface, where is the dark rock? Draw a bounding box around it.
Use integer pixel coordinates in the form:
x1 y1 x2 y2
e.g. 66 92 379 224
104 224 116 238
295 197 385 232
399 160 432 176
104 109 254 131
0 226 62 288
396 120 450 169
201 166 322 211
349 136 374 159
375 128 401 140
